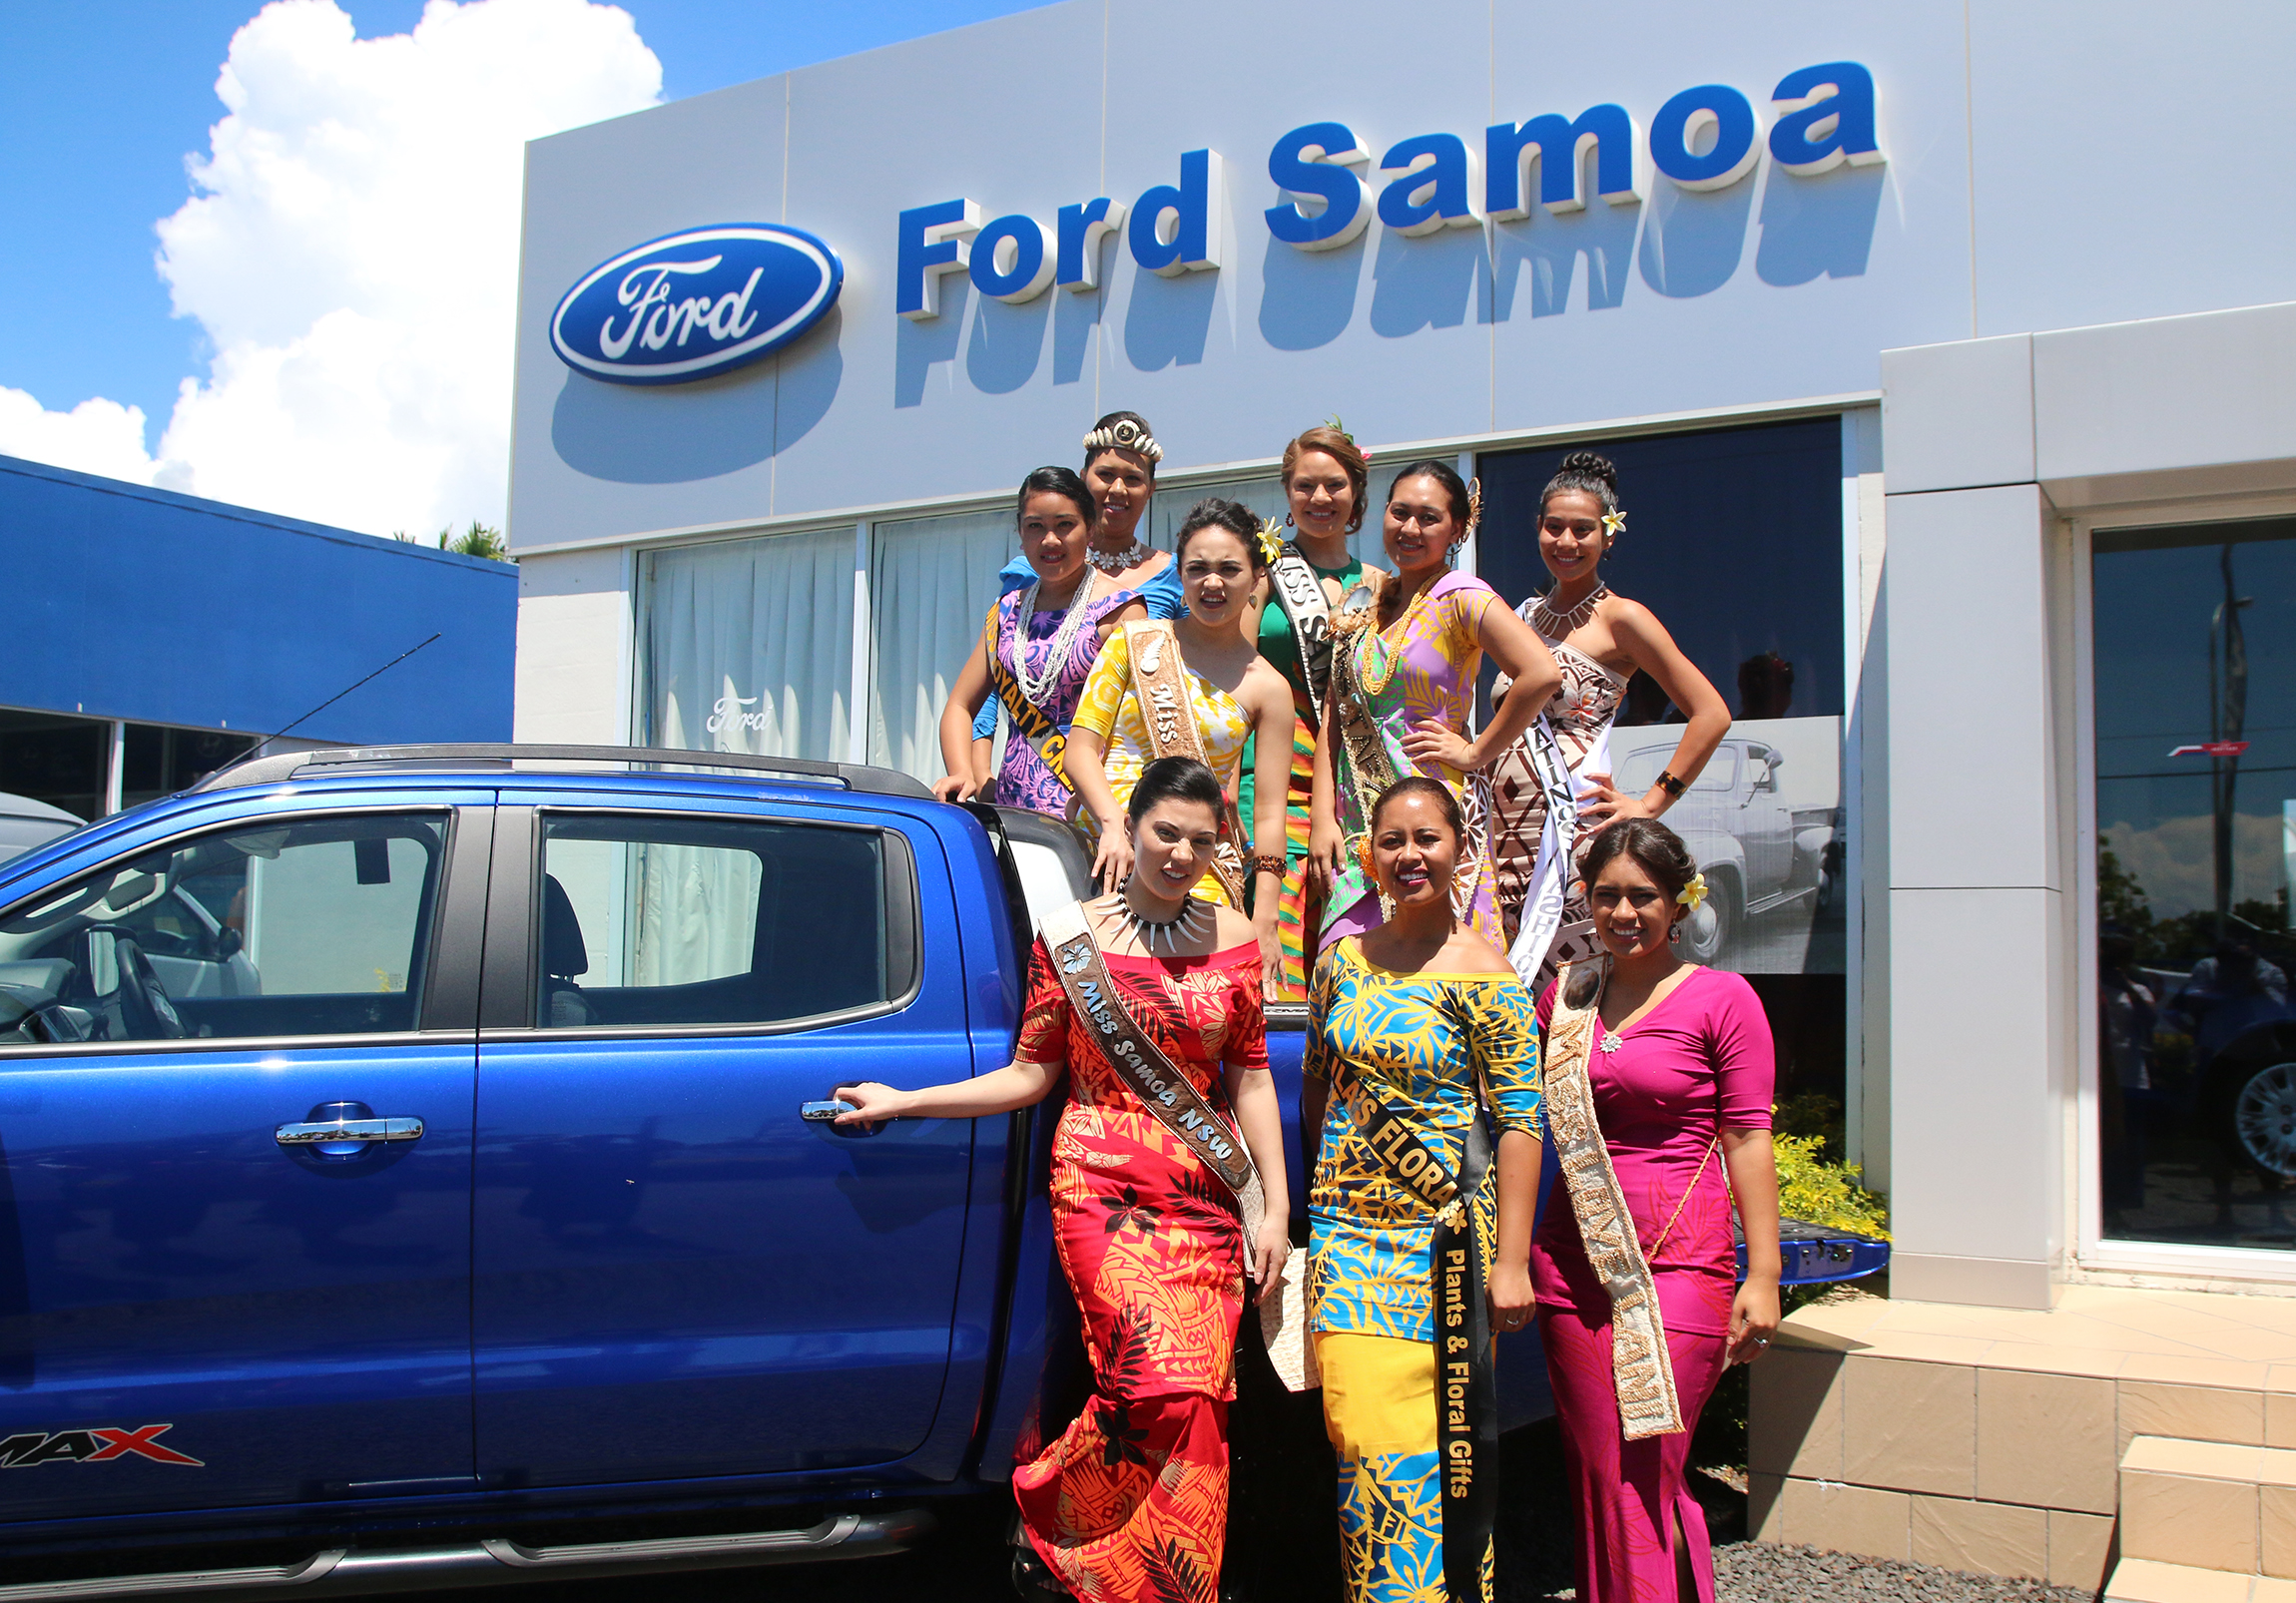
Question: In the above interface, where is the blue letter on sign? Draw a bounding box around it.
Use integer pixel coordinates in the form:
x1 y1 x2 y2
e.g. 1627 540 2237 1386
1056 198 1128 290
1649 85 1761 191
1769 62 1885 174
1377 133 1480 236
1485 105 1641 220
1130 150 1226 275
1265 122 1372 250
897 199 981 320
970 214 1055 302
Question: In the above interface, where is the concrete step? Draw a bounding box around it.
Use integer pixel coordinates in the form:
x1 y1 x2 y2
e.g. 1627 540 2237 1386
2103 1556 2296 1602
2119 1435 2296 1578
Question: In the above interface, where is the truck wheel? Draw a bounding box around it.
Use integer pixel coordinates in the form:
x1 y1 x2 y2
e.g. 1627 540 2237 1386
1678 873 1738 965
2230 1060 2296 1179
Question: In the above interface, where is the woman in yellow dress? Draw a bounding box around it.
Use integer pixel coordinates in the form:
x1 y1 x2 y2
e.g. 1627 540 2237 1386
1303 775 1544 1603
1067 499 1296 997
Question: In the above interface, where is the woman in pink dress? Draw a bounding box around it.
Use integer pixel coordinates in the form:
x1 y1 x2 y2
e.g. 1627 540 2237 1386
1532 818 1781 1603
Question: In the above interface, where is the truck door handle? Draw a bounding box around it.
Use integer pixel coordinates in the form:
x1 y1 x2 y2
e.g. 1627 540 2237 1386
800 1100 878 1138
276 1117 424 1147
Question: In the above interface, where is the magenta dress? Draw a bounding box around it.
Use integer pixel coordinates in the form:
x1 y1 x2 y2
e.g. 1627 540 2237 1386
1531 966 1774 1603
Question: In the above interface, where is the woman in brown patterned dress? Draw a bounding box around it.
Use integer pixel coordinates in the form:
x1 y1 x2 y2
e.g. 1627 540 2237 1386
1487 451 1731 994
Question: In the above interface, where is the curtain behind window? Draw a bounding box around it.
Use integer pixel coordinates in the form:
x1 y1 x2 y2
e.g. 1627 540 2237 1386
867 508 1014 783
645 530 854 759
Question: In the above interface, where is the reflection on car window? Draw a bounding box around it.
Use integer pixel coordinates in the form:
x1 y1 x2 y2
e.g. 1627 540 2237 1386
0 813 447 1046
535 813 890 1030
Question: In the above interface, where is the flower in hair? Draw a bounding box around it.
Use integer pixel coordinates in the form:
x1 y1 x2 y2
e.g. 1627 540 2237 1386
1676 871 1709 912
1463 477 1483 541
1255 517 1285 566
1324 414 1355 445
1601 509 1626 537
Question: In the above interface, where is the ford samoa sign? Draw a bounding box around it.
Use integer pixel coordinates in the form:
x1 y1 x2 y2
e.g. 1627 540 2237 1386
550 224 843 385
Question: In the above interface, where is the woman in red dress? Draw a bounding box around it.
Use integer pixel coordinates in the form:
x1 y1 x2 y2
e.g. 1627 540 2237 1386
839 757 1291 1603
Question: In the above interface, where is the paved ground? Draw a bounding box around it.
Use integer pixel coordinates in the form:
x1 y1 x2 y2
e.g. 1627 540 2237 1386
523 1420 2103 1602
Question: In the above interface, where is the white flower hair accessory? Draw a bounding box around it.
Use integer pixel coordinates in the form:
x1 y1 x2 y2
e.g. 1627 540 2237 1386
1256 517 1285 565
1676 871 1709 911
1601 509 1626 537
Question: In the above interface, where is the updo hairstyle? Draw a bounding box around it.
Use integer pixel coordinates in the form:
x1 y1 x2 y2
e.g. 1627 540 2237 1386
1391 457 1473 536
1578 816 1698 903
1174 498 1268 571
1082 410 1159 482
1281 425 1372 533
1128 756 1224 824
1370 775 1464 839
1015 465 1097 530
1541 449 1619 517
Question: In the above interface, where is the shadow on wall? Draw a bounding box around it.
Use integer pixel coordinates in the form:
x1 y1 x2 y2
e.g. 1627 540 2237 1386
1052 288 1102 385
1490 201 1640 321
551 305 844 483
896 283 967 407
1755 165 1886 286
1369 225 1484 339
1258 232 1366 351
1637 180 1758 299
1123 269 1218 371
967 292 1051 395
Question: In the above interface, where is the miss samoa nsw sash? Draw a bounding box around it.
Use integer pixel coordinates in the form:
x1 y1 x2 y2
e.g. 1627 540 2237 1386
1125 622 1248 905
980 609 1072 796
1334 1061 1496 1603
1266 545 1337 726
1543 956 1688 1439
1037 899 1319 1389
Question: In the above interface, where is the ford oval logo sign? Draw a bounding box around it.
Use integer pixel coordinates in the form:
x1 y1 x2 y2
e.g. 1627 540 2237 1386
549 224 843 385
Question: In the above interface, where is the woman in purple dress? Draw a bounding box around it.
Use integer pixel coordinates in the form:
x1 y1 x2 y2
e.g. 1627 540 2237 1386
935 465 1147 811
1533 818 1781 1603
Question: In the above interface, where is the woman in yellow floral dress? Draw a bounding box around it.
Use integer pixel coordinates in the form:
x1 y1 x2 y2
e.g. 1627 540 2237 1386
1068 499 1297 996
1304 776 1544 1603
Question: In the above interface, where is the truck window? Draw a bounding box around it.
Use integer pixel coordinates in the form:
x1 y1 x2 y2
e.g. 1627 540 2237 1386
534 813 893 1029
0 813 447 1044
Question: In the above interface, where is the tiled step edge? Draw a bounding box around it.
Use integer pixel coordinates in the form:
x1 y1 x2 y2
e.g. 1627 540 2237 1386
2103 1556 2296 1602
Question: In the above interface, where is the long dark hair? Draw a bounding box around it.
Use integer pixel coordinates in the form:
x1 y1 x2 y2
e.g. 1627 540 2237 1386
1015 464 1097 530
1128 756 1223 823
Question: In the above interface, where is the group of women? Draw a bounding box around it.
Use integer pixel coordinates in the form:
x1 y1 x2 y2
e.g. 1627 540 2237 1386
844 411 1784 1603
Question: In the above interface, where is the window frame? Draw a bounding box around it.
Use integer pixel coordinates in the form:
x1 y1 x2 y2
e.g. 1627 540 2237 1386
491 805 922 1042
2071 489 2296 1285
0 802 478 1059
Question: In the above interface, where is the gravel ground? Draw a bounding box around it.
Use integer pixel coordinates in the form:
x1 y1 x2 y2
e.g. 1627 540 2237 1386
1712 1544 2098 1603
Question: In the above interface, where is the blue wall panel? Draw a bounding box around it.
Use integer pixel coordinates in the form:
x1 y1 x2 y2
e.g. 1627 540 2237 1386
0 455 515 745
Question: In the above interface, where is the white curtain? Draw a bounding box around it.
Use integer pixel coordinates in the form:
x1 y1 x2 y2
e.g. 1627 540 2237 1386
645 530 854 760
867 508 1014 783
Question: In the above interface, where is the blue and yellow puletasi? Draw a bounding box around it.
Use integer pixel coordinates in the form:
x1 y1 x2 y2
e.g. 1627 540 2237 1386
1304 938 1541 1603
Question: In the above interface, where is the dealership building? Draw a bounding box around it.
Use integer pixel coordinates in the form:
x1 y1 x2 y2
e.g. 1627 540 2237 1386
505 3 2296 1587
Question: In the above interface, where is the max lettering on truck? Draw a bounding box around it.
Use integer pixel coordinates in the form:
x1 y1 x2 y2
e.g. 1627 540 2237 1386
0 1425 203 1467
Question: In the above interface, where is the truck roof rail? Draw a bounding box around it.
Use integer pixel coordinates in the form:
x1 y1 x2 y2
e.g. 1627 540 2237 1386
191 744 935 800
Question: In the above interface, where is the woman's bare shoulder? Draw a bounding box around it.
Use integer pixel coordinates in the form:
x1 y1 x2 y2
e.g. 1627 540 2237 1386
1209 902 1256 947
1445 927 1518 977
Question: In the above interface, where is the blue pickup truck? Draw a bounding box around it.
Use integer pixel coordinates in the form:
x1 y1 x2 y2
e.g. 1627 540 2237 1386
0 744 1877 1598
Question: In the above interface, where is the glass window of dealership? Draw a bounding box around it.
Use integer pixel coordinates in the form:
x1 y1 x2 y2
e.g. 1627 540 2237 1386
635 406 1873 1155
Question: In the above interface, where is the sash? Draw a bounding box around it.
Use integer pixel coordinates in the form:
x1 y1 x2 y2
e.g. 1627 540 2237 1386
1334 1065 1495 1602
1542 957 1688 1439
1266 545 1338 727
980 606 1073 796
1040 899 1322 1393
1503 715 1579 987
1125 622 1248 905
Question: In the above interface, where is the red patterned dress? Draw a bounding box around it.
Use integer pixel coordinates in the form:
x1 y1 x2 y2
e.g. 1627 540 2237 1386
1010 932 1268 1603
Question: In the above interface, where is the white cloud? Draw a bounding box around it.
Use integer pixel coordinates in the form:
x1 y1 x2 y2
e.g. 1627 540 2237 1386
0 0 659 536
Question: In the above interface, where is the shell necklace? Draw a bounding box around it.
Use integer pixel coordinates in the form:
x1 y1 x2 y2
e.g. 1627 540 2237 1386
1010 571 1095 709
1089 538 1155 576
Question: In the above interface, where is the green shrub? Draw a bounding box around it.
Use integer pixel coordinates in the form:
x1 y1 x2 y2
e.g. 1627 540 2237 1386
1775 1130 1890 1241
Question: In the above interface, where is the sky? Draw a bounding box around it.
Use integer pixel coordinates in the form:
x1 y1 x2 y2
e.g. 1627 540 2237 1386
0 0 1050 537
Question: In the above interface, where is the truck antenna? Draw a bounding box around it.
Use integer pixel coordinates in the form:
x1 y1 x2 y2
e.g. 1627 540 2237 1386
250 633 442 757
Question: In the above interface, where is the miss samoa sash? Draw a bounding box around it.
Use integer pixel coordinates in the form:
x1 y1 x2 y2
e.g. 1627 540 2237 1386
1125 622 1248 904
1542 955 1689 1438
1266 544 1337 726
1333 1062 1496 1602
980 608 1072 795
1503 715 1580 986
1038 899 1318 1389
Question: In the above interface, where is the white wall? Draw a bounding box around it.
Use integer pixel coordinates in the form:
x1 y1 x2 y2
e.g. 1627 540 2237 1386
514 547 632 745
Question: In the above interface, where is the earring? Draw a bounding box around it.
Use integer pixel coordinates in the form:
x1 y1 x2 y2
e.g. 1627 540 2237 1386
1284 510 1296 527
1356 836 1376 880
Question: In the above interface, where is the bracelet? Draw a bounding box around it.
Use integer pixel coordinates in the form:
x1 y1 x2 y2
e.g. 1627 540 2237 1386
1654 770 1688 799
1250 852 1287 879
